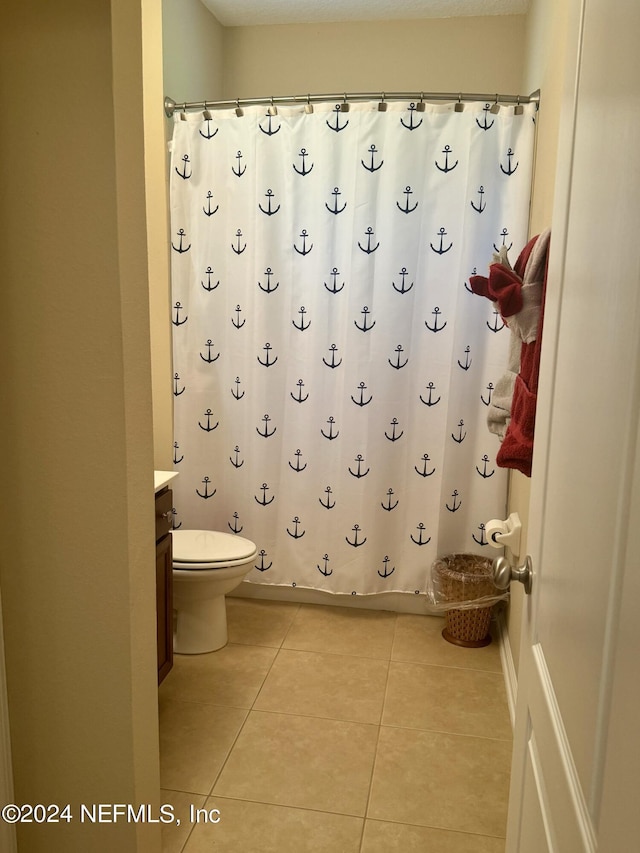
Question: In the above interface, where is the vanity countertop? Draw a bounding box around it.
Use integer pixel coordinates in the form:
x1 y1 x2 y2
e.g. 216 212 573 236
154 470 179 493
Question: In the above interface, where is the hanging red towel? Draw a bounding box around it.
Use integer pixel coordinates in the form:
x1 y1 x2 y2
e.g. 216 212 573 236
470 229 550 477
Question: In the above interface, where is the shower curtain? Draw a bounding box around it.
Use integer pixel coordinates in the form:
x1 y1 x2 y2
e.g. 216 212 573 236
169 98 535 596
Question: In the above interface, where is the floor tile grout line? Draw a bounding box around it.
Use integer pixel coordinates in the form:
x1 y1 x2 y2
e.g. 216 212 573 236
385 664 509 687
277 601 302 648
177 811 197 853
158 696 251 804
160 789 209 853
389 609 401 662
201 705 252 799
281 645 396 662
358 625 395 852
161 600 512 849
161 786 210 799
162 693 385 726
219 705 384 729
196 604 304 794
248 638 291 711
362 814 508 840
207 605 396 848
257 643 397 666
389 656 505 675
280 601 398 659
162 696 512 743
200 638 287 800
196 791 368 821
378 719 515 744
226 599 301 650
166 791 508 842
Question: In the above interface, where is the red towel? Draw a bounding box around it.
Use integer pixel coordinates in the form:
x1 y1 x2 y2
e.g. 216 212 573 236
469 238 536 317
496 235 550 477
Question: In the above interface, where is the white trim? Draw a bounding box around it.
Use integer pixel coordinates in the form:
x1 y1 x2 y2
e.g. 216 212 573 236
530 644 597 853
528 732 558 853
497 609 518 729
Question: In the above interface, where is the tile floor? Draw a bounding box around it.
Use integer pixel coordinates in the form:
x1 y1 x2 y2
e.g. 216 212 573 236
159 598 512 853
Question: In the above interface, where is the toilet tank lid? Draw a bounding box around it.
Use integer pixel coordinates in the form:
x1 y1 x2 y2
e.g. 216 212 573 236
171 529 257 563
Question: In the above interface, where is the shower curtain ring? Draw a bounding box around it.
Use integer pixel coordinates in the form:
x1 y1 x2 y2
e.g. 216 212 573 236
454 92 464 113
341 92 350 112
514 95 524 115
417 91 426 112
268 96 278 116
378 92 387 112
490 94 501 114
235 98 244 117
305 93 314 114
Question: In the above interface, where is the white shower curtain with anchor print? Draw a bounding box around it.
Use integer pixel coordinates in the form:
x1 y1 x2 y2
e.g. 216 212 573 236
169 98 536 596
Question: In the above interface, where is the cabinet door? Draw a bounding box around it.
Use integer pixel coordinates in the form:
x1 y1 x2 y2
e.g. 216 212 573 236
155 488 173 540
156 533 173 684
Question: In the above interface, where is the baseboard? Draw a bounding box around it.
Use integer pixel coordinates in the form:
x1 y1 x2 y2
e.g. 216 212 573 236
497 609 518 729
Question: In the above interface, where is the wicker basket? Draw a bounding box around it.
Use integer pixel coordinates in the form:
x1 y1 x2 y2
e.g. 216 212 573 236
432 554 497 648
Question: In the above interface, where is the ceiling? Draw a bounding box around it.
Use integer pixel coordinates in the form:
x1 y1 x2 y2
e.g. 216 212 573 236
199 0 529 28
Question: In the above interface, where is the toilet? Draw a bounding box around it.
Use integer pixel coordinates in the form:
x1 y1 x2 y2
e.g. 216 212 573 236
171 529 257 654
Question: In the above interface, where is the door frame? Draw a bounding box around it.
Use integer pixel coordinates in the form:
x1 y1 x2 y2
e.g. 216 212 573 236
506 0 585 839
506 0 640 847
0 586 17 853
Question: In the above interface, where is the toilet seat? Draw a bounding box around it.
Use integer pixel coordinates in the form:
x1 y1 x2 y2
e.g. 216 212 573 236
172 529 257 570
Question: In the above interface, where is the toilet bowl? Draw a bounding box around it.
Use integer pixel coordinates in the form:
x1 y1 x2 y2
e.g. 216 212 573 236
172 529 257 654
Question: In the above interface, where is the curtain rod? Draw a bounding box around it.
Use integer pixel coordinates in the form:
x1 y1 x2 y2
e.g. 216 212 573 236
164 89 540 117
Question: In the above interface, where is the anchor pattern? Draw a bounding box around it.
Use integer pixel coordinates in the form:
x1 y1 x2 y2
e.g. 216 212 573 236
169 98 535 594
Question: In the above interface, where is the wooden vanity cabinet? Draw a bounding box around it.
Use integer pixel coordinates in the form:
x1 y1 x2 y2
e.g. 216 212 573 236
155 487 173 684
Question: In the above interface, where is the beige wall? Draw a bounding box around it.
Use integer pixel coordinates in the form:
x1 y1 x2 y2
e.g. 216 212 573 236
222 16 526 98
154 10 530 466
146 1 174 470
152 10 528 475
506 0 573 674
0 2 161 851
523 0 573 234
152 0 225 468
163 0 225 104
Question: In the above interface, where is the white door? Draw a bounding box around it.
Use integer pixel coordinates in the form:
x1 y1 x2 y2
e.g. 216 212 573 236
506 0 640 850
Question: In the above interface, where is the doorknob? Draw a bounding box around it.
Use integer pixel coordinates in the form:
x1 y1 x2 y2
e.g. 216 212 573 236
493 555 533 595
